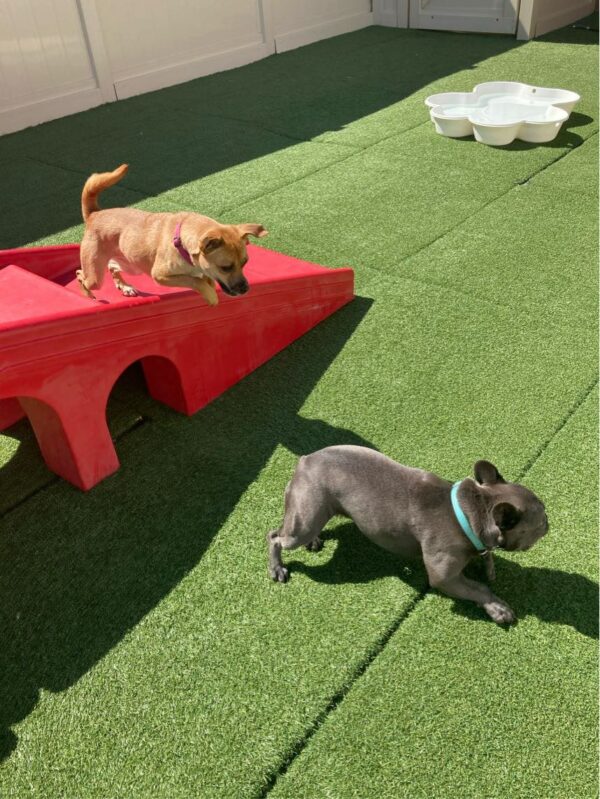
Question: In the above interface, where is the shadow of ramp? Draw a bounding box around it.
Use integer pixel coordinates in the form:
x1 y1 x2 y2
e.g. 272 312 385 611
0 295 373 761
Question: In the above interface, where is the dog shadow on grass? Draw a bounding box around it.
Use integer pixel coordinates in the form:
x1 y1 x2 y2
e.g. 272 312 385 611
0 296 375 761
289 523 599 639
454 557 599 638
287 521 427 595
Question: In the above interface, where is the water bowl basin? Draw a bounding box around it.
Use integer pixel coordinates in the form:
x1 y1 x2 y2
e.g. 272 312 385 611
424 81 580 146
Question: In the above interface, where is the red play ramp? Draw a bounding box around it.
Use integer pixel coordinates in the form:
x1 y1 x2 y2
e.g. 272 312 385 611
0 244 354 490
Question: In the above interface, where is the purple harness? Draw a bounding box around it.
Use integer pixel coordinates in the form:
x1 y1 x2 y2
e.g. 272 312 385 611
173 222 193 265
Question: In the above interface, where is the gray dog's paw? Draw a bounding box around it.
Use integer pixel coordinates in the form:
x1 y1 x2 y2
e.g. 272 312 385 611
483 599 516 625
269 565 289 583
305 537 323 553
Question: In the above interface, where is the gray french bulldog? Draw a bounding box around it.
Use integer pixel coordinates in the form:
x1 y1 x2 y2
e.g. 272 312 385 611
267 446 548 624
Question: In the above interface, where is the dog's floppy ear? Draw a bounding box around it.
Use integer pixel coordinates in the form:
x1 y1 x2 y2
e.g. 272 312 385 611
188 230 223 257
200 233 224 254
474 460 506 485
237 223 268 240
492 502 521 532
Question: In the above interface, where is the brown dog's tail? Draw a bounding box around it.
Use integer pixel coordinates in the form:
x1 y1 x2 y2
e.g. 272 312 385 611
81 163 128 221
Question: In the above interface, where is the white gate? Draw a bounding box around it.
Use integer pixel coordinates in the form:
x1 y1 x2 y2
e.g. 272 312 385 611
374 0 596 37
408 0 521 34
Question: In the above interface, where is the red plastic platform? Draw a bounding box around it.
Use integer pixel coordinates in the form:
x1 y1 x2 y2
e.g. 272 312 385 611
0 244 354 489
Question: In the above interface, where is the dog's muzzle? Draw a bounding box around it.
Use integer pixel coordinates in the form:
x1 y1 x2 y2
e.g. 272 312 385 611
218 279 249 297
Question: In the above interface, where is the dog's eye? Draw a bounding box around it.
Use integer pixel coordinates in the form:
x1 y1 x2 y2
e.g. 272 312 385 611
221 265 234 273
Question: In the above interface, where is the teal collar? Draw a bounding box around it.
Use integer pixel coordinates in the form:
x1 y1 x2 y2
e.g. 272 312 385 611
451 481 487 553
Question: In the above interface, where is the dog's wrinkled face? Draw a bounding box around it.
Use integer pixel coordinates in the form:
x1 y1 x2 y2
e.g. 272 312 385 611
492 485 549 552
473 460 549 552
196 223 267 296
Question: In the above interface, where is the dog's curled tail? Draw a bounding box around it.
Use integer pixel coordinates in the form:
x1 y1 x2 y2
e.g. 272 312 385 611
81 163 128 221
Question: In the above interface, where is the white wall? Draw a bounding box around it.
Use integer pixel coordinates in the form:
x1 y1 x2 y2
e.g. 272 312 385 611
518 0 596 39
95 0 275 100
0 0 106 133
0 0 374 134
272 0 373 52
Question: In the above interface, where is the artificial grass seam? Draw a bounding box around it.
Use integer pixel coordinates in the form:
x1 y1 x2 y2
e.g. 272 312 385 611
515 374 599 481
23 155 156 205
219 119 432 217
208 111 424 157
374 128 599 278
226 126 597 272
0 416 149 520
257 376 599 797
21 122 597 254
26 137 362 223
254 585 430 799
188 111 362 151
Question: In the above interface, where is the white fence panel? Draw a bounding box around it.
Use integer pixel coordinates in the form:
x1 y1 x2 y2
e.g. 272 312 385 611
272 0 373 52
0 0 104 134
1 0 379 133
95 0 275 100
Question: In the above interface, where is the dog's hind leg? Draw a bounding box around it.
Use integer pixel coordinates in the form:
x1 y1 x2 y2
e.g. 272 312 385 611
77 236 109 299
305 537 324 552
267 472 332 582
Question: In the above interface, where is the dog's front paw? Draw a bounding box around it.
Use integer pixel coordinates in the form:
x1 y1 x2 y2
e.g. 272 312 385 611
483 599 516 625
120 284 138 297
269 565 289 583
198 279 218 306
305 537 323 553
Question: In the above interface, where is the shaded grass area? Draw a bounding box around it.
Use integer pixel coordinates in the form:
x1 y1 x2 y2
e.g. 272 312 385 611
0 22 597 799
0 26 521 248
0 393 143 515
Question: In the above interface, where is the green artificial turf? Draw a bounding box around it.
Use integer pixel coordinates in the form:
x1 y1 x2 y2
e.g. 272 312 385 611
268 388 599 799
0 21 597 799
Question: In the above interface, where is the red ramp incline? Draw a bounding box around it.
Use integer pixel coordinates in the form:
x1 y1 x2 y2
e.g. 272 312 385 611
0 244 354 490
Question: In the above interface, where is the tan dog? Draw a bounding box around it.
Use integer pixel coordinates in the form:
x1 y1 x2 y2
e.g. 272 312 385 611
76 164 267 305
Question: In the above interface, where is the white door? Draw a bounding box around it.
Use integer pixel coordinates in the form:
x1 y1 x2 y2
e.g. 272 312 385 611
0 0 111 134
409 0 521 34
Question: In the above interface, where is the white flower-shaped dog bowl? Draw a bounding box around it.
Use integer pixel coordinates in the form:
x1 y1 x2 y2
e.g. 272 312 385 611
425 82 580 146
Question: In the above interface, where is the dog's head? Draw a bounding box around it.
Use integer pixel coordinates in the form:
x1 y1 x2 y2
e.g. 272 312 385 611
191 223 267 296
461 460 548 552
